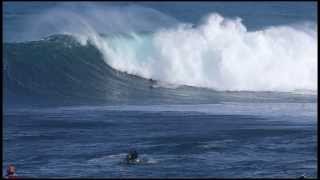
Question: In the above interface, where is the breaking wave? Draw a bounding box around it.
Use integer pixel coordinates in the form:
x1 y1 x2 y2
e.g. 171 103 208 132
79 13 317 91
3 4 317 106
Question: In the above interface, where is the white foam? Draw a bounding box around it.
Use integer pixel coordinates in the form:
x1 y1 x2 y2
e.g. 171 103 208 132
79 13 317 92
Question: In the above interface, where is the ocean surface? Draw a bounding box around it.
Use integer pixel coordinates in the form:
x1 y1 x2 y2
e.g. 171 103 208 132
3 2 317 178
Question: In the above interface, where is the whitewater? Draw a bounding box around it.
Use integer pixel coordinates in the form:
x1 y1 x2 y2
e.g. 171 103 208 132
77 14 317 92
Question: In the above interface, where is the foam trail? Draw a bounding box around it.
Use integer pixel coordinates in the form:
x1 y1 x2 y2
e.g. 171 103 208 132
79 13 317 92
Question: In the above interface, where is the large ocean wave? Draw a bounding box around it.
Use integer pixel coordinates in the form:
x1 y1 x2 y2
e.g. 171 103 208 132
3 4 317 106
4 34 316 107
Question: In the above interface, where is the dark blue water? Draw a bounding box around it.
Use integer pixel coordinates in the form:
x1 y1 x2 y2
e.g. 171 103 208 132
4 103 317 178
3 2 317 178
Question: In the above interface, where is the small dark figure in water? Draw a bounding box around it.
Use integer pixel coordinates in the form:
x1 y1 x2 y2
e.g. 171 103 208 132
149 79 155 89
149 78 155 83
126 150 139 163
5 164 17 179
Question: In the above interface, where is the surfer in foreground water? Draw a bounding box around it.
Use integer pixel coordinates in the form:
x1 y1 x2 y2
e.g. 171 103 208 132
125 149 140 164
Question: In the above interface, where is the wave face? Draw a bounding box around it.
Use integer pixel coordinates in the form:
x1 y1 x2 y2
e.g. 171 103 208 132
3 35 223 107
77 13 317 92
